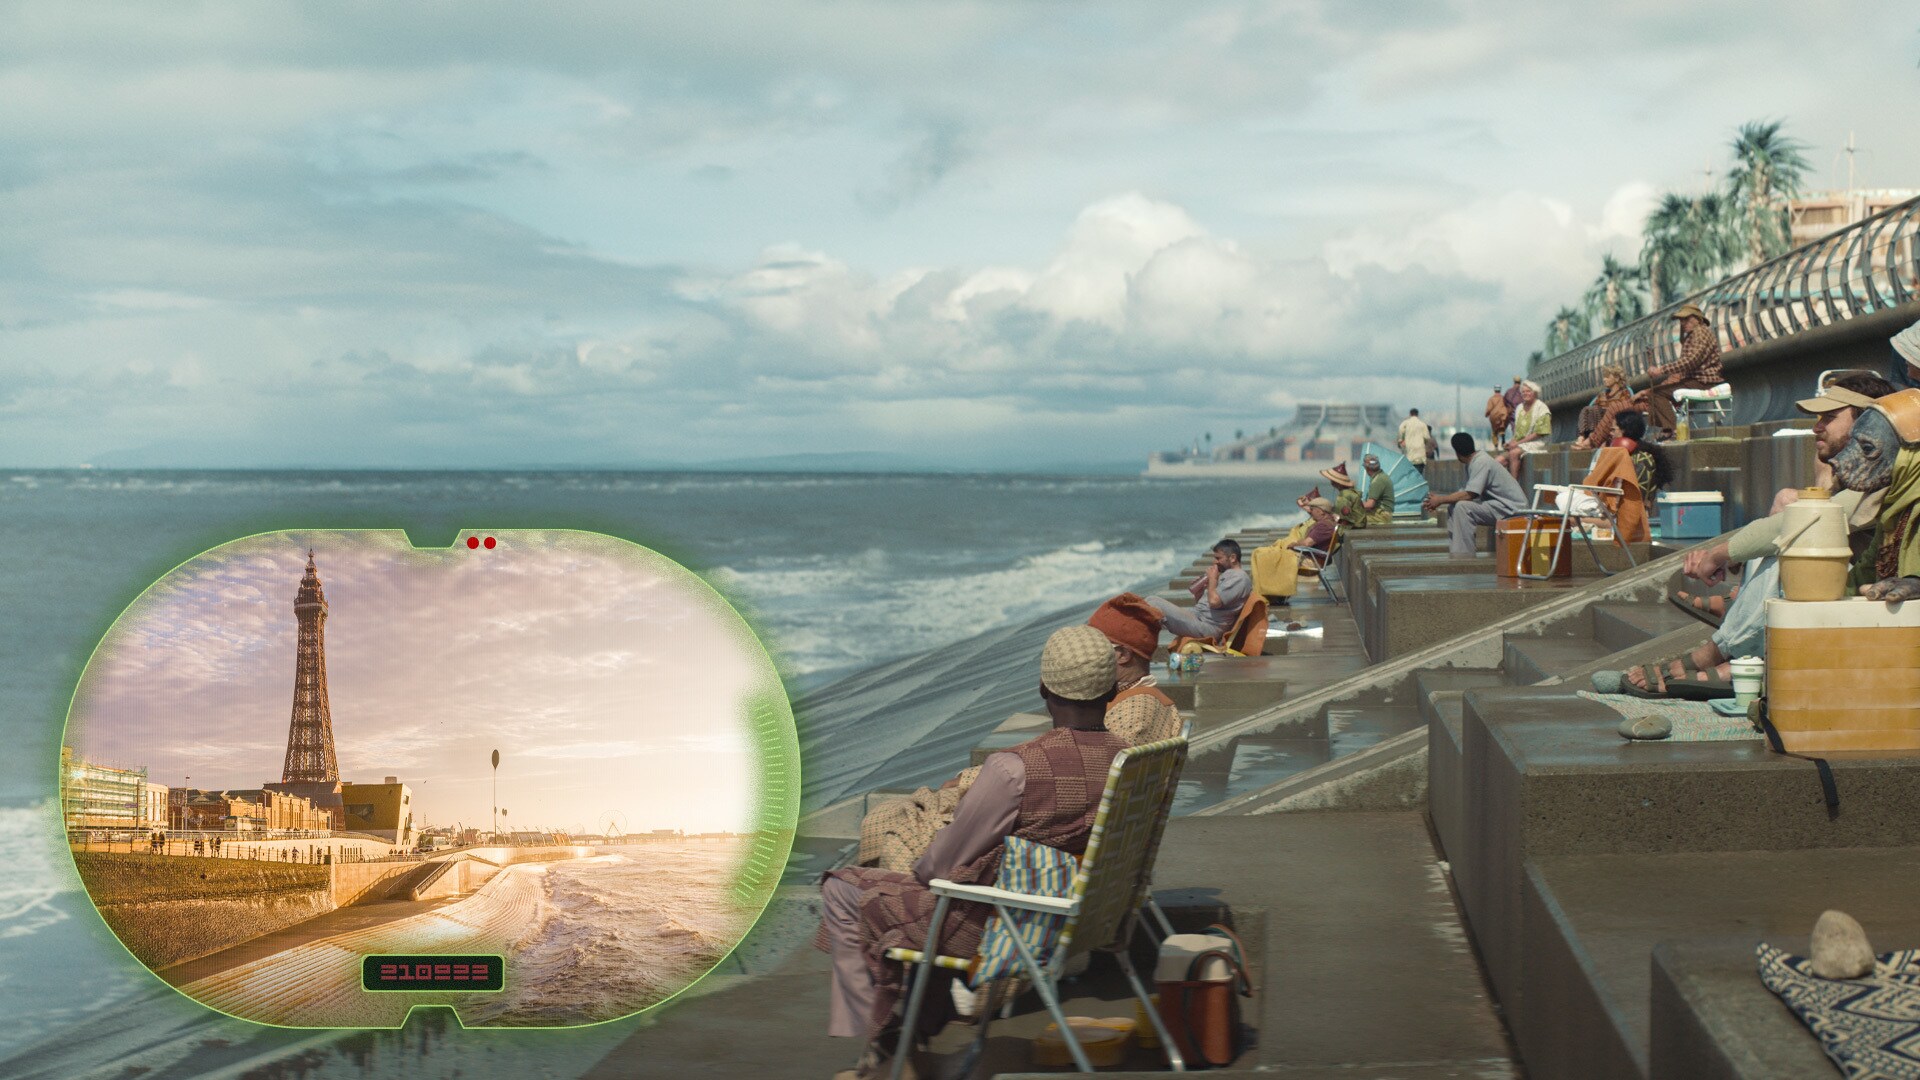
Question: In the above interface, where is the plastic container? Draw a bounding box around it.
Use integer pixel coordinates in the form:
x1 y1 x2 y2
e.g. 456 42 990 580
1495 517 1572 578
1658 491 1724 539
1032 1016 1135 1067
1765 598 1920 751
1774 489 1851 602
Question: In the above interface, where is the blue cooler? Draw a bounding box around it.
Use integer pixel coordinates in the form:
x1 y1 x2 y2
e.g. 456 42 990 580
1659 491 1724 539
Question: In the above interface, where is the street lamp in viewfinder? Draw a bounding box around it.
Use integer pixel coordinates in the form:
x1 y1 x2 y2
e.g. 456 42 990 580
491 749 499 841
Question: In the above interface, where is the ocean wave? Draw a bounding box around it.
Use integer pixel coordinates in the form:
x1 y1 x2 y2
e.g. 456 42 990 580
721 508 1305 677
466 842 756 1025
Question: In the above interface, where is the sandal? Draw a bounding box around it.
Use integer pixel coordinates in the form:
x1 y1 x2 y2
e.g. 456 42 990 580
1613 653 1734 701
1667 569 1739 629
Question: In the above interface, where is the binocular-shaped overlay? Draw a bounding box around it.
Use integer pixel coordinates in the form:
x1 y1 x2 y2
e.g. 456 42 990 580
60 530 798 1028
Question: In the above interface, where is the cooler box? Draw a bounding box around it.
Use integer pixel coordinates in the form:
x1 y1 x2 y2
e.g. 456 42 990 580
1494 516 1572 579
1766 598 1920 752
1659 491 1723 539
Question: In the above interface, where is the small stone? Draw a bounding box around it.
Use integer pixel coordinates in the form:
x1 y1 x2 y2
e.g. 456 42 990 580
1810 910 1875 979
1618 715 1671 740
1591 671 1625 694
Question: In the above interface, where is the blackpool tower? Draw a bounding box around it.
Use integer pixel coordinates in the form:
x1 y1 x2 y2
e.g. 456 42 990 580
280 550 340 783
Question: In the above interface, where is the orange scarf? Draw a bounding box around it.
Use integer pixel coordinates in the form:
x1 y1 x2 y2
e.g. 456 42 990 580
1582 446 1647 541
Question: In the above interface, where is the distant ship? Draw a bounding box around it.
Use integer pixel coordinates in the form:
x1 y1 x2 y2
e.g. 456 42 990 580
1144 403 1400 477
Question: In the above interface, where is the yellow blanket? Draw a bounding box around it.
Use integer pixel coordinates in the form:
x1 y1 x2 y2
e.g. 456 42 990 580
1251 523 1309 598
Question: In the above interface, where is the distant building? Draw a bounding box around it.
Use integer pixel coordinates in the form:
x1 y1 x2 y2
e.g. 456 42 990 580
1790 189 1920 246
1146 403 1400 476
61 747 147 831
341 777 415 846
167 787 330 832
140 782 169 830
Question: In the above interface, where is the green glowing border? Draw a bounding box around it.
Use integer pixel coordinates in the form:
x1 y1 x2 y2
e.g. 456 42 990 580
57 527 802 1032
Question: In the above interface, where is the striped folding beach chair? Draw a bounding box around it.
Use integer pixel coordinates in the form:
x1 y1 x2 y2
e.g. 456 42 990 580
884 736 1192 1075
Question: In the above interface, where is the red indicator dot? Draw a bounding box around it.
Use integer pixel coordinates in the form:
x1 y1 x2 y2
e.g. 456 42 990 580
466 537 480 550
484 536 496 549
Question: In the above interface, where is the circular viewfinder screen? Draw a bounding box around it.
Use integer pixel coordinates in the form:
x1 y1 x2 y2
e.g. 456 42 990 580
60 529 798 1029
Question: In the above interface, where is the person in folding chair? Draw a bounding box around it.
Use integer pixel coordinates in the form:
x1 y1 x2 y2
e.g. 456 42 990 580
1145 538 1251 642
854 597 1179 875
818 625 1126 1080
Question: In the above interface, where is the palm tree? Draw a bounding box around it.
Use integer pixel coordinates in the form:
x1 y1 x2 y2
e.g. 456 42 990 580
1544 306 1592 356
1583 255 1647 332
1726 120 1812 267
1641 192 1742 307
1527 350 1544 369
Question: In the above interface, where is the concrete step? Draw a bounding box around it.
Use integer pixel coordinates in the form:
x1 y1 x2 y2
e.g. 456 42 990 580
1503 634 1611 685
1532 847 1920 1080
1414 668 1510 726
1588 600 1704 654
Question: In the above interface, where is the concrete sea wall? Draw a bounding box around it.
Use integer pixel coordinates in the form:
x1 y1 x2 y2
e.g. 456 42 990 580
76 853 334 970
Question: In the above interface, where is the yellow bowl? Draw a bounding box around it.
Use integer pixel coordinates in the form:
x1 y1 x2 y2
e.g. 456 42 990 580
1032 1016 1136 1067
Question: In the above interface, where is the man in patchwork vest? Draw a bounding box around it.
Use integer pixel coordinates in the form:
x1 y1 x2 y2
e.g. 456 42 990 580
816 625 1126 1080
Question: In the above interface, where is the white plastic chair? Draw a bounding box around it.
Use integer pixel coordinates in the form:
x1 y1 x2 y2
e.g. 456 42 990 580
1512 480 1640 580
1673 381 1732 429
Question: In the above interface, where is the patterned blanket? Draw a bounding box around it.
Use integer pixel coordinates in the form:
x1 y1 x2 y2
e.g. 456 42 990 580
1576 691 1764 741
1758 943 1920 1079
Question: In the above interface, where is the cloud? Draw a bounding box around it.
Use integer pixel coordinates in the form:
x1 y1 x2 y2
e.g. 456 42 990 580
3 0 1918 467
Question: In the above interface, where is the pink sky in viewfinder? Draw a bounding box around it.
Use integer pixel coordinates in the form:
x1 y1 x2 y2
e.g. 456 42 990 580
68 530 769 834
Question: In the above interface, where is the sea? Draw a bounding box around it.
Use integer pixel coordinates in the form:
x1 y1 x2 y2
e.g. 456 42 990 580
467 843 755 1027
0 466 1319 1076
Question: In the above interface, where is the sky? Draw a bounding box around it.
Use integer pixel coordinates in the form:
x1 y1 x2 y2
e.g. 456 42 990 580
66 530 768 834
2 1 1918 469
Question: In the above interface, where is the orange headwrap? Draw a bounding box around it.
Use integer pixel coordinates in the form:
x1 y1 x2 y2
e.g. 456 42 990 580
1088 593 1162 660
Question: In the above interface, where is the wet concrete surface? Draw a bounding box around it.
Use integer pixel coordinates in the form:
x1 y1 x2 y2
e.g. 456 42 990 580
582 814 1517 1079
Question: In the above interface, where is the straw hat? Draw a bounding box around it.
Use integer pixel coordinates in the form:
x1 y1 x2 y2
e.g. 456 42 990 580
1306 496 1335 512
1040 625 1118 701
1670 303 1707 322
1893 319 1920 369
1319 462 1355 489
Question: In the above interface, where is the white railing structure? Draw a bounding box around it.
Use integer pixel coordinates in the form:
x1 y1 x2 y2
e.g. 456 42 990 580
1533 194 1920 407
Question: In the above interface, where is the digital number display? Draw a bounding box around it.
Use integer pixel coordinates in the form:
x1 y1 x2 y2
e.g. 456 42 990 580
361 954 504 992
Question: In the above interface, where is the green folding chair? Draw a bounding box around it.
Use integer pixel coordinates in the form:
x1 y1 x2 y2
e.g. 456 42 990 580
885 736 1192 1076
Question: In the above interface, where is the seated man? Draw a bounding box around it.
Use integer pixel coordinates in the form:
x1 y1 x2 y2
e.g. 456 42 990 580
1422 432 1527 557
1637 304 1723 438
1146 538 1252 642
1251 498 1339 602
1295 497 1338 567
1620 371 1895 694
1091 594 1183 745
856 596 1179 872
1322 462 1365 526
819 626 1126 1080
1359 454 1395 525
1495 380 1552 479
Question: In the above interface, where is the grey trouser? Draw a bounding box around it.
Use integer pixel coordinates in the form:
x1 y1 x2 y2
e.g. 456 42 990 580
1145 595 1228 640
1448 500 1505 556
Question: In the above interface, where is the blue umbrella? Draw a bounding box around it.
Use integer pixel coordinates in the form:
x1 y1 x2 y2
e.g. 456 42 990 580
1360 441 1429 517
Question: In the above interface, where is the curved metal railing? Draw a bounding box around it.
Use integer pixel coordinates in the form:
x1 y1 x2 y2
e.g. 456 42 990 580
1532 194 1920 406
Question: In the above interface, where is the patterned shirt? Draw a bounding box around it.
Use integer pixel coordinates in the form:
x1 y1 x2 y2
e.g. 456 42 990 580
1664 321 1723 386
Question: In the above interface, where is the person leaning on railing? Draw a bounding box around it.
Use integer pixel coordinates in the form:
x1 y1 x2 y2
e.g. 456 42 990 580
1636 304 1723 438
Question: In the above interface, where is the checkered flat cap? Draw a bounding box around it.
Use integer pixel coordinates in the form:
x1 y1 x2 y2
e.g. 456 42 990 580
1040 624 1117 701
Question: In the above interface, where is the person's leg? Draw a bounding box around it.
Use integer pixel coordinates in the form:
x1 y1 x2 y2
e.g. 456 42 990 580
1711 555 1778 661
1644 386 1678 435
1146 595 1225 640
1448 501 1494 556
821 876 874 1039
